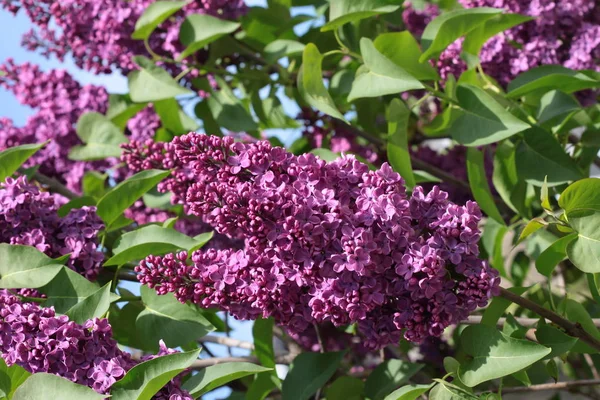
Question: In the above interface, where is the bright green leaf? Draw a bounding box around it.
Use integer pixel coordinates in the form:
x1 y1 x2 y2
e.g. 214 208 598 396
507 65 600 98
537 90 581 124
96 169 171 227
559 178 600 214
41 267 102 313
373 32 439 81
111 349 201 400
128 57 193 102
13 373 104 400
65 283 113 324
154 98 199 136
566 209 600 273
264 40 306 62
132 1 187 40
183 362 272 398
451 84 530 146
466 147 504 223
179 14 240 60
536 233 576 277
458 324 550 386
322 0 402 32
0 142 47 182
348 38 423 101
462 13 532 57
517 219 545 244
384 384 433 400
0 244 63 289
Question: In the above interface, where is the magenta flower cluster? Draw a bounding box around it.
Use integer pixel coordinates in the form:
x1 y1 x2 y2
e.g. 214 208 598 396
0 292 192 398
131 134 500 348
403 0 600 86
0 61 110 192
0 177 104 279
1 0 247 74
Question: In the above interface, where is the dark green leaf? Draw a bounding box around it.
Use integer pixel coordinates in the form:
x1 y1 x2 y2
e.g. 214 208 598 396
132 1 186 39
348 38 423 101
322 0 402 32
562 298 600 353
246 373 279 400
373 32 439 81
420 7 502 62
515 127 583 186
154 98 199 136
282 352 345 400
428 381 477 400
0 359 30 399
458 325 550 386
183 362 272 398
327 376 364 400
207 77 258 132
492 142 529 217
136 286 214 352
451 84 530 146
298 44 344 120
111 349 201 400
387 99 415 189
536 233 576 277
96 169 171 227
105 225 200 266
507 66 600 98
106 94 147 130
0 244 63 289
364 360 424 400
57 196 97 218
0 142 47 182
179 14 240 60
466 147 504 223
546 359 559 383
537 90 581 124
13 373 104 400
41 267 102 313
129 57 193 102
65 283 113 324
535 323 578 359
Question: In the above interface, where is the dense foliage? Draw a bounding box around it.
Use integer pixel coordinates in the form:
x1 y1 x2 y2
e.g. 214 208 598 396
0 0 599 399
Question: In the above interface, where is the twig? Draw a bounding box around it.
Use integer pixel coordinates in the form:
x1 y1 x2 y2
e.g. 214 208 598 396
499 287 600 352
31 171 77 200
118 271 139 282
199 335 255 350
500 379 600 394
190 352 297 369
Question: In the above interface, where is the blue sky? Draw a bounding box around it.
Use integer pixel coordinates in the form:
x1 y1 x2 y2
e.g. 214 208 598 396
0 1 283 398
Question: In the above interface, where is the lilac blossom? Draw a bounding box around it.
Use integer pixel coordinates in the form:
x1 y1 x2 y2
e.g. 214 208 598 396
132 134 500 348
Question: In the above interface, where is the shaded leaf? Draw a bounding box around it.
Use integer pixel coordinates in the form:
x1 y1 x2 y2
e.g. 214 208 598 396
282 352 345 400
387 99 415 189
507 66 600 98
466 147 504 223
364 360 424 400
183 362 272 398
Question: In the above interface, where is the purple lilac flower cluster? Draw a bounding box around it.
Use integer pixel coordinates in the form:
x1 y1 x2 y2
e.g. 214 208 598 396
0 177 104 279
0 61 110 192
0 292 192 398
403 0 600 86
0 0 247 75
131 134 500 348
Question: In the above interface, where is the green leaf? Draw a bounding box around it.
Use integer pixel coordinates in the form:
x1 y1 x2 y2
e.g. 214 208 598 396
298 44 344 120
264 40 306 62
187 231 215 255
0 359 30 399
246 373 279 400
481 286 530 326
492 141 529 217
457 324 550 387
57 196 97 218
13 373 104 400
132 1 187 40
515 127 583 186
507 66 600 98
309 148 340 162
420 7 502 62
111 349 201 400
82 171 108 199
364 360 424 400
428 381 477 400
105 225 200 266
462 13 532 57
253 318 276 368
559 178 600 213
536 233 576 277
282 352 345 400
348 38 423 101
65 283 113 324
106 94 147 130
322 0 402 32
466 147 504 223
566 209 600 273
517 219 545 244
0 142 47 182
0 244 63 289
562 298 600 353
384 384 433 400
154 98 199 136
535 323 578 359
179 14 240 60
128 57 193 102
183 362 272 398
41 267 102 313
387 99 415 189
537 90 581 124
96 169 171 227
136 286 214 352
451 84 530 146
207 77 258 132
374 32 439 81
326 376 364 400
545 359 559 383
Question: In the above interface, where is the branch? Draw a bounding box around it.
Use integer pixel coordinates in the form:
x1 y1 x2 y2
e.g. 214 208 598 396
31 171 77 200
199 335 255 350
499 287 600 352
190 352 297 369
501 379 600 394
